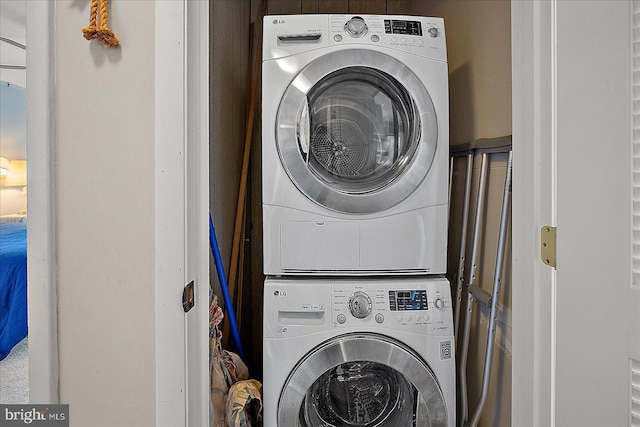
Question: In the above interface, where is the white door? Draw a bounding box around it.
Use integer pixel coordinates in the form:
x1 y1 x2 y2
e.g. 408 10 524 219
513 1 632 425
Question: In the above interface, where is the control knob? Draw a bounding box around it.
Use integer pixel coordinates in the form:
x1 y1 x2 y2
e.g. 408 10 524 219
348 291 372 318
435 298 445 309
345 16 368 37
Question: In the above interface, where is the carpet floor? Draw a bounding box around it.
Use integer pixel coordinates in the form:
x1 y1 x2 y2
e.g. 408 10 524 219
0 337 29 404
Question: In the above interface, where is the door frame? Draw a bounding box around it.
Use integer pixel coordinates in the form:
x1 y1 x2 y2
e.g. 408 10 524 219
26 0 59 404
184 1 210 425
25 0 560 423
155 1 210 425
513 1 633 424
26 2 210 423
511 0 556 425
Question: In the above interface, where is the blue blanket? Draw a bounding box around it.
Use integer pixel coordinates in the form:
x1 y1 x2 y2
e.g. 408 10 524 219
0 222 27 360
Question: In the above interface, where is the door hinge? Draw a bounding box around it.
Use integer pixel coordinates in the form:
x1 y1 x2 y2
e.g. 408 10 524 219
183 281 195 312
541 226 557 269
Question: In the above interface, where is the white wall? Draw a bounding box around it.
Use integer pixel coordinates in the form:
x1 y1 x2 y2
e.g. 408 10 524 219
55 2 156 425
412 1 512 426
413 0 512 146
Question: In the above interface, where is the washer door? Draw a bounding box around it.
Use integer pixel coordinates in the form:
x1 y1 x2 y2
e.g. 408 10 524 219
278 333 448 427
276 49 438 214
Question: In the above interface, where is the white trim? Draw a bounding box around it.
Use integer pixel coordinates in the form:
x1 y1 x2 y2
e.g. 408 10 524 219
185 0 210 425
26 0 58 404
155 1 187 425
511 0 556 425
549 3 558 420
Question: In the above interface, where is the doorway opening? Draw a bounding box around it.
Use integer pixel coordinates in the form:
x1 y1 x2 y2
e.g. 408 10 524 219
0 0 28 405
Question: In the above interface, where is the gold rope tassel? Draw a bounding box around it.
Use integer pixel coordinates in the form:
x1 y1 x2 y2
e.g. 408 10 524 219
82 0 119 47
96 0 120 47
81 0 99 40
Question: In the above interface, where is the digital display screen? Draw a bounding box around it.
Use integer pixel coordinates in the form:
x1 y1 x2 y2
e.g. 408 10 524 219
384 20 423 36
388 290 428 311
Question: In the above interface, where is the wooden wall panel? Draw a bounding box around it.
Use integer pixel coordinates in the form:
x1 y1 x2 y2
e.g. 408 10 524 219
268 0 301 15
302 0 320 13
211 0 250 289
264 1 413 16
348 0 386 14
386 0 411 15
318 0 348 13
211 0 253 367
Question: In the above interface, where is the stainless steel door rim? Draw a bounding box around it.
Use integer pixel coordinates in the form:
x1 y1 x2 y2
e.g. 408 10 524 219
277 332 449 427
276 49 439 214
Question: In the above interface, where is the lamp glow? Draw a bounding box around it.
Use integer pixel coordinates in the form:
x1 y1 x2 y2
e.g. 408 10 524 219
5 160 26 186
0 157 10 176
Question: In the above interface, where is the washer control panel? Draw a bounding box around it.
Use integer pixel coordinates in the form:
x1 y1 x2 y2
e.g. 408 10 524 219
348 291 372 318
332 279 453 334
345 16 368 37
264 277 453 338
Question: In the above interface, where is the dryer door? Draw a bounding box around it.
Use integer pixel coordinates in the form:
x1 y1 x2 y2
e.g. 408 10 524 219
278 333 448 427
276 49 438 214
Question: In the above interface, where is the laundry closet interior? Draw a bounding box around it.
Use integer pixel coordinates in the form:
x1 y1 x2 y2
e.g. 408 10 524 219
209 1 512 425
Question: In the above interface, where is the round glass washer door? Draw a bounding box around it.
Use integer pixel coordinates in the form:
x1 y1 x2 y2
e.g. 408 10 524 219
276 49 438 214
277 333 449 427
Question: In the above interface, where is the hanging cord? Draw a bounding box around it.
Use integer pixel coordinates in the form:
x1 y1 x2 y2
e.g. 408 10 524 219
82 0 120 47
81 0 99 40
96 0 119 47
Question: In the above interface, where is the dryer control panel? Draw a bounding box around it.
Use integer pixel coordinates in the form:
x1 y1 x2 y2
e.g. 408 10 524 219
328 15 447 62
263 14 447 62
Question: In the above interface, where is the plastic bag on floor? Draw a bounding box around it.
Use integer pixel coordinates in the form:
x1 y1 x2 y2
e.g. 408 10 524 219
210 295 228 427
222 350 249 383
211 355 229 427
210 295 251 427
226 379 263 427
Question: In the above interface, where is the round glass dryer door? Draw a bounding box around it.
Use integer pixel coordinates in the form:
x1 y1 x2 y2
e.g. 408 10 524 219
276 49 438 214
277 333 448 427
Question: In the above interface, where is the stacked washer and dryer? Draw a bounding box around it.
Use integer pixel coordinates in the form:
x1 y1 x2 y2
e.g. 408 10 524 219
262 14 454 427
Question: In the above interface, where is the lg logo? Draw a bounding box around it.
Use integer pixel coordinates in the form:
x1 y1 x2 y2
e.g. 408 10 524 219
273 19 285 24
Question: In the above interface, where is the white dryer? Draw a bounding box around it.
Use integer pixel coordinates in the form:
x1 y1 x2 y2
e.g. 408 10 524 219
262 14 449 275
263 276 455 427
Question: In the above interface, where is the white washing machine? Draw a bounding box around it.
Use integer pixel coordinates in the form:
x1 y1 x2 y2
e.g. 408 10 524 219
263 276 455 427
262 14 449 275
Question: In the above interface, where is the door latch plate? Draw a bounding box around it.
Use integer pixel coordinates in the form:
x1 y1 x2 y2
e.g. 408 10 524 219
183 281 195 313
541 226 557 269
